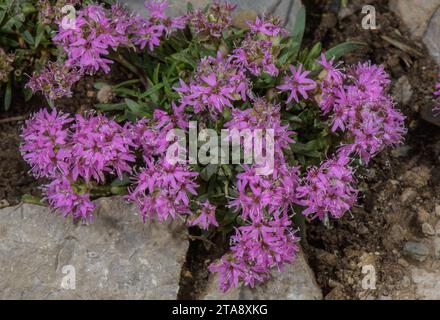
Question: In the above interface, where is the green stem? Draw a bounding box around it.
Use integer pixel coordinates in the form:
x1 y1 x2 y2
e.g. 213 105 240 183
22 194 47 206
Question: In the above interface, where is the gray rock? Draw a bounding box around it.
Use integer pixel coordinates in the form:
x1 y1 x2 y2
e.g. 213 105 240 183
200 248 323 300
403 241 430 262
435 205 440 218
423 6 440 65
422 223 435 237
433 238 440 257
389 0 440 65
202 273 242 300
391 145 411 158
0 197 188 299
392 76 413 106
411 266 440 299
123 0 303 29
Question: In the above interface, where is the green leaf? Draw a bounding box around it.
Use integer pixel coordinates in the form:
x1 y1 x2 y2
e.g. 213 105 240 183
153 63 160 85
325 41 364 62
95 102 127 111
124 98 142 113
291 5 306 57
113 79 140 89
34 23 45 48
21 194 46 206
139 83 164 99
0 9 7 25
93 82 108 90
4 80 11 110
200 164 219 182
114 87 139 97
304 42 322 69
22 30 34 46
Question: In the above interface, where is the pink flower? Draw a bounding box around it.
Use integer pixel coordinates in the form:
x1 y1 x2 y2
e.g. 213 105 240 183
210 214 299 292
297 154 358 220
175 52 249 118
20 108 73 178
318 61 406 163
187 200 219 230
44 176 96 221
54 4 129 74
188 1 236 38
70 113 136 183
277 64 317 103
127 158 198 222
26 62 82 100
231 36 279 76
247 16 288 37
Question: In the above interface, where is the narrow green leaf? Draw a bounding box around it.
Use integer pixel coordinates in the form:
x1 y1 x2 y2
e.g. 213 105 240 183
325 41 364 62
34 23 45 48
113 79 140 89
153 63 160 85
139 83 164 99
4 80 11 110
93 82 108 90
95 102 127 111
291 5 306 56
22 194 46 206
124 98 142 113
22 30 34 46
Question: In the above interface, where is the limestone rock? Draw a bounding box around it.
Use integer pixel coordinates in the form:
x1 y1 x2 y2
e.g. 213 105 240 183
200 248 323 300
0 197 188 299
389 0 440 65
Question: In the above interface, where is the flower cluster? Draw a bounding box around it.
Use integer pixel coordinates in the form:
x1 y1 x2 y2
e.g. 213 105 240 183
211 98 301 292
26 62 82 100
230 16 287 77
31 1 185 100
21 106 199 223
21 1 408 295
209 213 299 292
248 16 288 38
224 98 294 161
318 55 406 163
20 108 73 178
69 113 136 182
44 176 96 221
127 108 198 222
20 109 136 220
297 154 358 220
132 0 186 51
53 4 130 74
127 158 198 222
231 35 279 77
188 1 236 38
175 52 249 118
